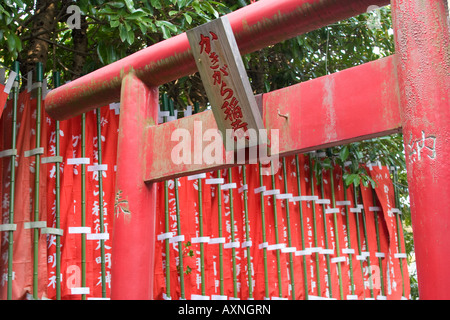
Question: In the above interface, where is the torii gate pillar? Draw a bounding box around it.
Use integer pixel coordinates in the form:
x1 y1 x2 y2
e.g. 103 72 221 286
110 73 159 300
392 0 450 300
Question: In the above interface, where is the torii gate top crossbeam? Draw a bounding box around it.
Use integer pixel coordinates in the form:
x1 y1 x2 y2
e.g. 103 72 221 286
44 0 389 121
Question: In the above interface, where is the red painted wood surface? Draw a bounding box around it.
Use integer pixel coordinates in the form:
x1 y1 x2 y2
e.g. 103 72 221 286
145 56 401 182
44 0 389 121
110 74 159 300
392 0 450 300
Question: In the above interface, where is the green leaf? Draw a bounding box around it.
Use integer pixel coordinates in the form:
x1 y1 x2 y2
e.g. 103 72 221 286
119 24 128 42
201 1 219 18
126 29 135 45
344 173 358 187
150 0 162 9
97 42 107 64
13 33 21 52
126 10 148 20
110 19 120 28
107 1 125 8
6 32 15 52
183 12 192 25
185 265 192 274
339 145 350 162
124 0 134 12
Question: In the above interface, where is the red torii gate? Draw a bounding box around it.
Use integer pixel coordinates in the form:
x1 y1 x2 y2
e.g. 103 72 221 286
45 0 450 300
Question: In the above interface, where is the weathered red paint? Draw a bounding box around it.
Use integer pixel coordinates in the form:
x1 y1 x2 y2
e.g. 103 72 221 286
392 0 450 300
44 0 389 121
40 0 449 300
145 56 401 182
110 73 159 300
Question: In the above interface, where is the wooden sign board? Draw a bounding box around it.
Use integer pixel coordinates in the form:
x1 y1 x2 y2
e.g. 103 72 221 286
187 16 265 151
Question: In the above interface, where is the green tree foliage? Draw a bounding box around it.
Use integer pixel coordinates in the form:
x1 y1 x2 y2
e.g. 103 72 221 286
0 0 416 298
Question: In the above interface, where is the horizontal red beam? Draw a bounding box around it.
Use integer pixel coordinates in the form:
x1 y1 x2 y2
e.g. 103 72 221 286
45 0 390 121
145 55 401 182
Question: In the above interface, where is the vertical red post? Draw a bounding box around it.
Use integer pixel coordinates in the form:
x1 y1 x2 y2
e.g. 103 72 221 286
392 0 450 299
110 73 159 300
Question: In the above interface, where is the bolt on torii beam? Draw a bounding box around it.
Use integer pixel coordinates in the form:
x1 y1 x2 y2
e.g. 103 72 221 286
45 0 450 300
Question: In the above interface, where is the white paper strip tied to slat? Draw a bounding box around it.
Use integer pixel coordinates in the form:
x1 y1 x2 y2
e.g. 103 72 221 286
71 287 90 295
67 158 90 165
242 240 252 248
87 164 108 172
169 235 185 243
314 151 326 158
238 184 248 193
342 248 355 254
367 161 382 171
375 252 386 258
157 232 173 241
263 189 280 196
24 147 44 157
41 227 64 236
205 178 224 185
267 243 286 251
86 233 109 240
369 206 382 212
259 242 268 249
0 149 17 158
253 186 266 194
394 253 407 259
350 207 362 213
4 71 17 95
87 297 110 301
346 295 359 300
309 295 336 300
31 81 42 90
336 201 351 206
389 208 402 215
331 256 346 263
187 173 206 180
109 102 120 115
191 294 210 300
356 251 371 261
319 248 334 255
377 295 387 300
24 221 47 229
281 247 296 253
224 241 240 249
271 297 288 300
0 224 17 232
191 237 210 244
316 199 331 205
295 249 312 256
325 208 340 214
209 237 225 244
159 111 170 118
276 193 293 200
344 161 353 167
295 195 319 202
69 227 91 234
221 183 237 190
211 295 228 300
184 105 193 117
229 297 241 300
41 156 63 164
308 247 323 253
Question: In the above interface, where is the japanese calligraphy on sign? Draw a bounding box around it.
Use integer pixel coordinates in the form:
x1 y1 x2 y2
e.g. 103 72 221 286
187 16 265 151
